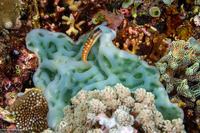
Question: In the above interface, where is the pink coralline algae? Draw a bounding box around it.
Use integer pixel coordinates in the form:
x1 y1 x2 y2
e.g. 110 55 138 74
0 28 38 107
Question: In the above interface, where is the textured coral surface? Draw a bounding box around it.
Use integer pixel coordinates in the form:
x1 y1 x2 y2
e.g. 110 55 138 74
8 89 48 132
56 83 185 133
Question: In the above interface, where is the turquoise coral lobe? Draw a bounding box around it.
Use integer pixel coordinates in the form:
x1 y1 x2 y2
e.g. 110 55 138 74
25 26 182 130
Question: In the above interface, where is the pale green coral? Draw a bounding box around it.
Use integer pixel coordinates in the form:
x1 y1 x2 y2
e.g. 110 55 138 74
26 26 182 129
149 7 161 18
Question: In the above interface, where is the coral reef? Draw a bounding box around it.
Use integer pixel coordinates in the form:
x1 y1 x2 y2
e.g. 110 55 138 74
0 27 38 108
18 0 123 41
156 38 200 100
0 0 199 132
156 37 200 131
25 26 182 129
115 21 170 65
56 83 185 133
8 88 48 132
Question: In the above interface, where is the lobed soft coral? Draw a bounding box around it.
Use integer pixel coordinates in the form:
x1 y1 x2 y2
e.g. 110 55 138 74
56 83 185 133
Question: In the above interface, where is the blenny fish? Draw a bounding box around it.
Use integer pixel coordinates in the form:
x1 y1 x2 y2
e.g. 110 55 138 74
82 28 102 65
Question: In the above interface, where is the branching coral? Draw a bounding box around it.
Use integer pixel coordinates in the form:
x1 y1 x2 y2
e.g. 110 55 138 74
8 88 48 132
66 0 82 11
62 14 85 35
115 21 169 65
56 83 185 133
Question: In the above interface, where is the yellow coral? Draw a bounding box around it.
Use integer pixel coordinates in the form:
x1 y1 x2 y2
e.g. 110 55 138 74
62 14 85 35
66 0 82 11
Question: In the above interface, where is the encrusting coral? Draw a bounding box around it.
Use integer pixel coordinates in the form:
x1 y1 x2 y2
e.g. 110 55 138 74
0 0 21 29
56 83 185 133
8 88 48 132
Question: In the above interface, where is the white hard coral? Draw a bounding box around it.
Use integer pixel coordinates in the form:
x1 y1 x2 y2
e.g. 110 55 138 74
56 83 185 133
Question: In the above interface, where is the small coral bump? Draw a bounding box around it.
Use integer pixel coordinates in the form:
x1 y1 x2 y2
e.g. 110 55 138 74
4 21 13 29
71 90 87 107
171 118 185 132
168 52 178 69
89 99 106 113
162 74 170 82
153 111 164 127
142 92 155 106
69 1 82 12
163 0 174 5
185 62 199 75
177 79 192 98
149 7 161 18
166 83 175 93
133 88 146 102
114 83 130 99
162 120 173 132
114 108 134 126
156 62 167 74
136 109 153 124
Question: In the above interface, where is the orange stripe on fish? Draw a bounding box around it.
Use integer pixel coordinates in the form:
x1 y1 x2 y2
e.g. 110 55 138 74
82 28 102 65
